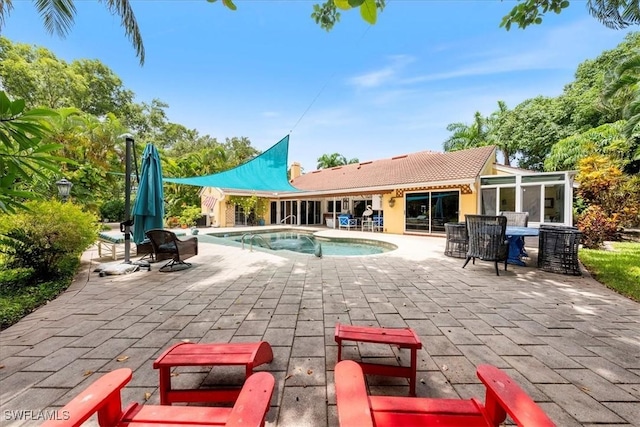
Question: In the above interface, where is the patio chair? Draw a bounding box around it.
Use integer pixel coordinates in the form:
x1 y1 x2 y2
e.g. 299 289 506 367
462 215 508 276
499 211 529 227
338 214 358 230
335 360 555 427
372 215 383 232
42 368 274 427
145 229 198 272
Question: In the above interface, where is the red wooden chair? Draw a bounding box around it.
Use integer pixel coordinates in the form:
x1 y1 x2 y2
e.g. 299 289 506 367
335 360 555 427
42 368 274 427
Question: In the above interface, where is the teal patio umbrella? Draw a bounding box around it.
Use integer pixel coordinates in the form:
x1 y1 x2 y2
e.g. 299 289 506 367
133 143 165 244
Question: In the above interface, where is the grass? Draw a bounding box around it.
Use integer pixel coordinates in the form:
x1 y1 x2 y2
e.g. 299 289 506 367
580 242 640 302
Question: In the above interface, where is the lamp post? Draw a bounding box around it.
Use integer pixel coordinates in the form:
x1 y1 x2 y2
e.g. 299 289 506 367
56 178 73 202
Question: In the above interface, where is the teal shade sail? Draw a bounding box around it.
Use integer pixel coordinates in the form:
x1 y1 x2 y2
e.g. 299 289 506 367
133 144 165 244
163 135 300 192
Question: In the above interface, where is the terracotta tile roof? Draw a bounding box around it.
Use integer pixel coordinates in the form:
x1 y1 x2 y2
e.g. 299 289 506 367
291 146 496 191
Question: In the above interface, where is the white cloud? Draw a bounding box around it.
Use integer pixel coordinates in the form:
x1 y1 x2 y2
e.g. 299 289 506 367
347 54 415 88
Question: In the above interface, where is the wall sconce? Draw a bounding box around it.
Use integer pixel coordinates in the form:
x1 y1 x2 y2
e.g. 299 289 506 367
388 197 396 207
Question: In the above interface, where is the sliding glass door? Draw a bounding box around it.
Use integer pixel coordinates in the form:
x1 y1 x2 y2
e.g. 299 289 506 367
405 190 459 234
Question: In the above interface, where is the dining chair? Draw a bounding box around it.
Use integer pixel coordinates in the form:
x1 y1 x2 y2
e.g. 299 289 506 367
463 215 509 276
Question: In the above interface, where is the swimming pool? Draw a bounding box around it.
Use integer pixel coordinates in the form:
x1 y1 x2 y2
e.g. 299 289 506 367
202 230 396 256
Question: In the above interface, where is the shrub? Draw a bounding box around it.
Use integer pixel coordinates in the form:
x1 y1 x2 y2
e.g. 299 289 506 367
99 199 126 222
0 268 35 292
179 206 202 227
0 200 99 278
577 205 620 249
0 278 70 329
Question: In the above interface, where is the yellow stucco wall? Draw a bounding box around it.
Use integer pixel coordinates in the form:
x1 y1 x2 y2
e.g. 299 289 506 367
382 194 405 234
459 191 477 220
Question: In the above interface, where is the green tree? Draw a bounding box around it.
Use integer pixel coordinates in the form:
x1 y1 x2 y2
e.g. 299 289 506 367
443 112 490 152
224 137 260 166
0 91 66 213
501 0 640 30
0 37 133 114
558 32 640 131
602 50 640 136
316 153 358 169
496 96 570 171
544 121 634 171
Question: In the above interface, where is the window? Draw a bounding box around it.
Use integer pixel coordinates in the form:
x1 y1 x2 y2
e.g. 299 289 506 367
327 200 342 213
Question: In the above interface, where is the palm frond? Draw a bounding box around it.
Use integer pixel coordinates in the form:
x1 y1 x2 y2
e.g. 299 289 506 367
34 0 76 36
0 0 14 31
100 0 145 65
587 0 640 29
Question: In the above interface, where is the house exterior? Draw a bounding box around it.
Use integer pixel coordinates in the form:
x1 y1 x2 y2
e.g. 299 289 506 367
200 145 576 235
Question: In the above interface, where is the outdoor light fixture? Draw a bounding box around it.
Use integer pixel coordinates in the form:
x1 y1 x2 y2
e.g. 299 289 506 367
388 197 396 207
56 178 73 202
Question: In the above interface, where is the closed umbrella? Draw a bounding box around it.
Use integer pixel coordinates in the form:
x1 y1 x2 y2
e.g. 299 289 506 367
133 144 164 245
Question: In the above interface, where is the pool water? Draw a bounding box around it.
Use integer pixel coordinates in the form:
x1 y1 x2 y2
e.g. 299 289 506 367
203 230 395 256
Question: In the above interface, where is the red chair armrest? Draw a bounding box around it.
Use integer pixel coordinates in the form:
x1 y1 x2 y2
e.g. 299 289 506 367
41 368 132 427
335 361 375 427
476 365 555 427
225 372 275 427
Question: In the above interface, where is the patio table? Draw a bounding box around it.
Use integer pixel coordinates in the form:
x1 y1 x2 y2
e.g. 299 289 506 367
505 226 539 266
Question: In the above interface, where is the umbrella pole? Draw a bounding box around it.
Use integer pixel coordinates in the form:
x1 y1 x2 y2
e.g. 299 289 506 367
123 136 133 264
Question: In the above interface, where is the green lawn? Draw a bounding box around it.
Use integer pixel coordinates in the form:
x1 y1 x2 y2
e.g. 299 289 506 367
580 242 640 302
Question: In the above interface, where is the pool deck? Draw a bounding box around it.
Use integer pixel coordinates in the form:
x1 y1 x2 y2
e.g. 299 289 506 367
0 225 639 426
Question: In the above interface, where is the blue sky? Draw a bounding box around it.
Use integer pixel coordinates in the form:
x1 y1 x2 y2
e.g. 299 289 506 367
1 1 634 172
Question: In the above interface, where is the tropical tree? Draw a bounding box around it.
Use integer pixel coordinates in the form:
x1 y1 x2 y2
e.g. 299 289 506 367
486 101 518 166
316 153 358 169
0 91 65 213
443 112 490 152
603 52 640 134
0 37 134 114
544 121 634 171
501 0 640 30
495 96 571 171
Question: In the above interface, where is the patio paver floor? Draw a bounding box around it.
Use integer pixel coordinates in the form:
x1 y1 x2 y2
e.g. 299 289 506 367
0 227 638 426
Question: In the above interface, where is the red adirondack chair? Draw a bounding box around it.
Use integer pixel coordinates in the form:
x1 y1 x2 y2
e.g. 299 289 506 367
335 360 555 427
41 368 274 427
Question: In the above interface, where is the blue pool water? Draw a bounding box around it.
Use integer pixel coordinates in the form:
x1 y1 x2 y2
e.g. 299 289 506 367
202 230 396 256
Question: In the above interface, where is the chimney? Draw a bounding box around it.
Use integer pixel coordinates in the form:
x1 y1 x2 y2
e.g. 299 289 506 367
290 162 302 180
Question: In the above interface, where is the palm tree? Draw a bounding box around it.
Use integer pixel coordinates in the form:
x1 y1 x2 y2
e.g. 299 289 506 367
602 53 640 170
487 100 517 166
316 153 359 169
0 0 145 64
603 54 640 135
443 112 489 152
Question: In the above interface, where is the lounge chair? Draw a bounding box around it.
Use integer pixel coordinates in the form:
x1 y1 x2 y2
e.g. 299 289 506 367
335 360 555 427
41 368 274 427
462 215 508 276
145 229 198 272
